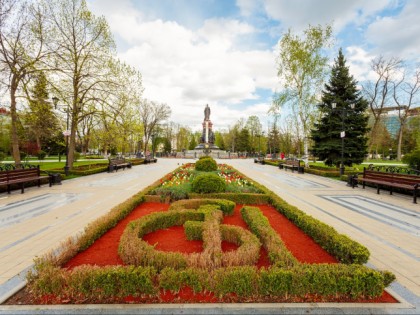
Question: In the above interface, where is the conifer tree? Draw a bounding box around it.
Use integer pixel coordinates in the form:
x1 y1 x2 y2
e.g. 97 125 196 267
311 49 369 167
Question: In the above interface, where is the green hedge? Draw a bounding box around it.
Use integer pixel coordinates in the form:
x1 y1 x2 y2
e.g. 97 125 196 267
27 162 393 302
268 195 370 264
241 206 298 268
169 198 235 215
195 157 218 172
188 192 270 204
191 173 226 193
28 263 392 300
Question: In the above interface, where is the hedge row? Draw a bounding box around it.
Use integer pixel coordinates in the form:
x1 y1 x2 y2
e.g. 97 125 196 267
28 263 393 300
268 195 370 264
188 192 271 205
241 206 298 268
169 198 235 215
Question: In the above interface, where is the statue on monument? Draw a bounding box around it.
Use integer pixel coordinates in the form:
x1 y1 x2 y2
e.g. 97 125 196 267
204 104 210 120
195 104 219 150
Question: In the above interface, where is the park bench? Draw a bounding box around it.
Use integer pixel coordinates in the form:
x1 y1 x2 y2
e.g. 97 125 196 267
108 158 132 172
351 168 420 203
254 157 265 165
0 165 51 194
143 156 157 164
279 159 304 173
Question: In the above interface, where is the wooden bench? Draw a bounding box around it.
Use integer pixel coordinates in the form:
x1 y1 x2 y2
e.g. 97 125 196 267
279 159 303 173
254 157 265 165
0 166 51 194
143 156 157 164
351 168 420 203
108 158 132 172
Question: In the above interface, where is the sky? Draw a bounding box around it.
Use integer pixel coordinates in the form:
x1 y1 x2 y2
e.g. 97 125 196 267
87 0 420 132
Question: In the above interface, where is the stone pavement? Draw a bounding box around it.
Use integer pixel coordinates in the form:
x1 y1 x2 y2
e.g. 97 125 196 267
0 158 419 314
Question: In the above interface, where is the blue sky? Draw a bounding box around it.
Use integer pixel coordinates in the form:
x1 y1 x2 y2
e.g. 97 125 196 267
87 0 420 132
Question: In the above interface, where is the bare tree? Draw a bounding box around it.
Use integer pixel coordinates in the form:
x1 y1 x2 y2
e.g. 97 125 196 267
362 56 402 156
138 99 171 155
392 68 420 160
0 0 49 163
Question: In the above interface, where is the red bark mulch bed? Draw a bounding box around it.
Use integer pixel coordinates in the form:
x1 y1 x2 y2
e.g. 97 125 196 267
5 202 397 304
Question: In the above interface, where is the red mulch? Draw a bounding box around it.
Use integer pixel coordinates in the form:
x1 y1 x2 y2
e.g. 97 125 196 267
6 202 397 304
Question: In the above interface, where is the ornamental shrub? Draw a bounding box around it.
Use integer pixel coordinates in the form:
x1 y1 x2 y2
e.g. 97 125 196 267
191 173 226 193
402 149 420 170
195 157 217 172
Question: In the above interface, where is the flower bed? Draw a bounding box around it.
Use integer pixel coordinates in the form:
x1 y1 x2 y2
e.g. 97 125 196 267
8 159 397 304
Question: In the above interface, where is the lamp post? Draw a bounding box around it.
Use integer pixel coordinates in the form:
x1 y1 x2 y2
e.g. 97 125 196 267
332 102 355 176
52 97 70 176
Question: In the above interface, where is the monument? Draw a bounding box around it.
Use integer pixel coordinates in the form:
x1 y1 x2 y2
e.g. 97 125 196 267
195 104 219 151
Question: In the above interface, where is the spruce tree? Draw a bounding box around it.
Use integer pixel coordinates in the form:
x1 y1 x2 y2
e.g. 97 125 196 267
311 49 369 167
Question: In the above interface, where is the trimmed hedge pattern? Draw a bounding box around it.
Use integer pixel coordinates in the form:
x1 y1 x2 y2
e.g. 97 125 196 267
27 161 394 302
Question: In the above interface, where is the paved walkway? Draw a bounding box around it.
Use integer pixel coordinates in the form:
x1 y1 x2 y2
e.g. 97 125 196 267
0 158 419 314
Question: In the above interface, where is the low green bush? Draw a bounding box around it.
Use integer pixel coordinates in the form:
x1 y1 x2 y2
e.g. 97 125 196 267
195 157 217 172
268 195 370 264
189 193 270 204
402 149 420 169
241 206 298 268
152 184 190 202
191 173 226 193
37 150 47 160
169 198 235 215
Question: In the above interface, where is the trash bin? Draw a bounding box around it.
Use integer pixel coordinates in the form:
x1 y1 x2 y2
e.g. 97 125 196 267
50 173 62 185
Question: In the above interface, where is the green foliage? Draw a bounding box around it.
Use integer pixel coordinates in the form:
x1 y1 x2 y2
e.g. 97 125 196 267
311 49 369 166
402 149 420 170
152 184 190 202
195 157 217 171
269 196 370 264
241 206 298 268
191 173 226 194
169 198 235 215
36 150 47 160
0 151 5 161
213 266 259 297
73 152 81 162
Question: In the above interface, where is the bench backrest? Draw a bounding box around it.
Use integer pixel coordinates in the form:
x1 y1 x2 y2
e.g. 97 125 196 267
364 169 420 185
286 160 300 166
0 167 41 182
109 158 126 165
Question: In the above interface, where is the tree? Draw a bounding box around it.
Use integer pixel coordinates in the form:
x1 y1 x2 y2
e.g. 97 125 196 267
188 134 197 150
362 56 402 156
311 49 369 167
0 0 49 163
245 115 262 152
138 99 171 154
271 24 333 158
46 0 116 169
236 128 250 153
23 72 58 151
392 67 420 160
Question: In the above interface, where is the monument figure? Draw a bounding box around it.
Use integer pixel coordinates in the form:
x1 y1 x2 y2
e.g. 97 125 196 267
204 104 210 120
195 104 219 150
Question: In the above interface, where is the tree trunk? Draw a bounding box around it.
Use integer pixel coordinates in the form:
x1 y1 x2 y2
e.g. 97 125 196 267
397 126 403 161
10 80 21 164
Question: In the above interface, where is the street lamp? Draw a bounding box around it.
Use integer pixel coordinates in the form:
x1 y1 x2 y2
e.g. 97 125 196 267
332 102 355 176
52 97 70 176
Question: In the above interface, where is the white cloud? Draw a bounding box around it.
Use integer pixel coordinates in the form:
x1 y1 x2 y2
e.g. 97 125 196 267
258 0 389 32
104 12 278 130
365 1 420 61
345 46 376 82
